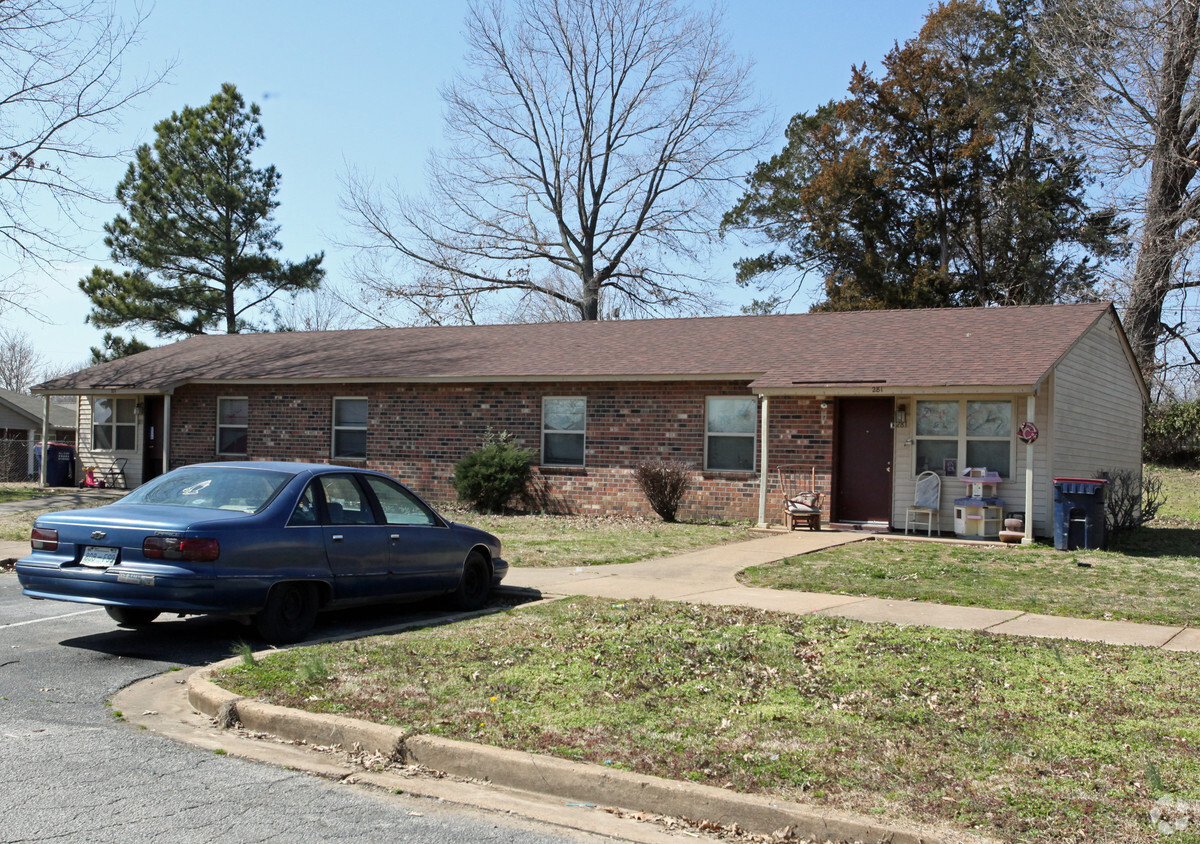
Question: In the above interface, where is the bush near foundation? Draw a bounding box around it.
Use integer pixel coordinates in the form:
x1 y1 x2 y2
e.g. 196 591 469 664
1097 467 1165 536
634 459 692 522
452 430 534 513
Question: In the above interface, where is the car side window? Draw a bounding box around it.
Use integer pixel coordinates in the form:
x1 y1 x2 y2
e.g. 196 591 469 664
287 483 319 527
319 475 377 525
362 476 437 527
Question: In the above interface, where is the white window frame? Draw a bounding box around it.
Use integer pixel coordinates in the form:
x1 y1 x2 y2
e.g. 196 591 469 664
541 396 586 466
216 396 249 456
704 396 757 472
332 397 369 460
91 397 137 452
913 398 1014 478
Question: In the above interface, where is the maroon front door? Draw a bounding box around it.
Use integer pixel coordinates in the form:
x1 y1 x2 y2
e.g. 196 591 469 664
834 398 894 523
142 396 165 484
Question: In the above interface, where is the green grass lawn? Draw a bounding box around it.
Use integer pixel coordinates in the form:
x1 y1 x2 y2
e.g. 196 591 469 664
739 466 1200 626
440 508 756 568
1152 465 1200 523
217 597 1200 843
0 485 56 504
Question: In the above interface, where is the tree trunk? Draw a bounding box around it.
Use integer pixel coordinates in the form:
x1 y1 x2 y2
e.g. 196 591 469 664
1126 184 1180 374
1123 1 1200 376
580 276 601 320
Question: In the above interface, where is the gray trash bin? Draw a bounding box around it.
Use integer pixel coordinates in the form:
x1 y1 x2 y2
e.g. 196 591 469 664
1053 478 1107 551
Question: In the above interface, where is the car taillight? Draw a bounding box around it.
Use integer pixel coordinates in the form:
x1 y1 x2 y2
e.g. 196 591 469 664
30 527 58 552
142 536 220 562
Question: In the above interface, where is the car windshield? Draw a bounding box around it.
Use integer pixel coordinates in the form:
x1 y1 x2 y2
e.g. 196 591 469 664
122 467 295 513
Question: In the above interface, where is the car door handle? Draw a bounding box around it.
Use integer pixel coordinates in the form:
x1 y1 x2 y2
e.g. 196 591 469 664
332 534 344 542
390 534 400 541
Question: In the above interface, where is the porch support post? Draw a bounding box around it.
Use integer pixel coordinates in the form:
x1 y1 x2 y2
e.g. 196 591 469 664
25 428 34 478
38 395 49 487
757 395 770 528
162 394 171 475
1022 394 1035 545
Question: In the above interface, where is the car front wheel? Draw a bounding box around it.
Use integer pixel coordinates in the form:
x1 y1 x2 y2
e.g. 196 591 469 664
254 582 318 644
452 551 491 611
105 606 160 627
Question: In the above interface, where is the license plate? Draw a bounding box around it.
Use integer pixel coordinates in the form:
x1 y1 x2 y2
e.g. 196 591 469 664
80 545 119 568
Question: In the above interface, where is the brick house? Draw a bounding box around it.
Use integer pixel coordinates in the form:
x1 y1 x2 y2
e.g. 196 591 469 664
34 303 1147 537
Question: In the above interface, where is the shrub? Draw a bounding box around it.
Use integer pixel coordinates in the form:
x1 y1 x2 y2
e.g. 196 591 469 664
452 430 535 513
634 459 692 522
1097 467 1166 536
1144 400 1200 466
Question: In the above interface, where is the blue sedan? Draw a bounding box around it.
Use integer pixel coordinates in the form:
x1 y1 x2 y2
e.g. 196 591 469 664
16 462 507 643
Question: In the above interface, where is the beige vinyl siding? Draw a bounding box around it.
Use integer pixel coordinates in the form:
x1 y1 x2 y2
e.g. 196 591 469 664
0 406 36 430
76 397 143 488
891 394 1050 534
1049 314 1144 484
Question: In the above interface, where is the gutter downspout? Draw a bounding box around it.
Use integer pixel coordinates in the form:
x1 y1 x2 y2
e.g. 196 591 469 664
162 394 171 476
757 395 770 528
39 395 49 487
1023 394 1035 545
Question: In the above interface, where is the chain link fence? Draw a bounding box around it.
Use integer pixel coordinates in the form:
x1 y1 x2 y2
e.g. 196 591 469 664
0 438 32 482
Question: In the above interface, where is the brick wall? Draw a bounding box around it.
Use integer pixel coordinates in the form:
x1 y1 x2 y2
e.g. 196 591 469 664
169 382 833 524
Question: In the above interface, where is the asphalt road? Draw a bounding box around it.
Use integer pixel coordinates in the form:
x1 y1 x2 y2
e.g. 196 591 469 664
0 577 596 844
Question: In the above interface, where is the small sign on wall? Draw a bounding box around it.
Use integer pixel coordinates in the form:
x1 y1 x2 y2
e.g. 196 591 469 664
1017 422 1039 444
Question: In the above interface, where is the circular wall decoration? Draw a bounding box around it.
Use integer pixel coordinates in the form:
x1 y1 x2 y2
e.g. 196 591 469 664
1017 421 1039 444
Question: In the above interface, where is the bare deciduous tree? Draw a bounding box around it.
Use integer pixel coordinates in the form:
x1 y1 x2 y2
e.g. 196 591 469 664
0 0 163 313
267 286 364 333
341 0 766 322
0 326 45 392
1032 0 1200 378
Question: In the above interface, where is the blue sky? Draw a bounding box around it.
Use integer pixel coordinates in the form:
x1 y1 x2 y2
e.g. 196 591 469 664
18 0 935 372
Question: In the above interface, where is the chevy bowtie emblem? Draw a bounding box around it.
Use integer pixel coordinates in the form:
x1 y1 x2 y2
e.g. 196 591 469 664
91 531 107 540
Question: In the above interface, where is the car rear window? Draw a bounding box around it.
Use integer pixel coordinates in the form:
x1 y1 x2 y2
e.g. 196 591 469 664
123 467 295 513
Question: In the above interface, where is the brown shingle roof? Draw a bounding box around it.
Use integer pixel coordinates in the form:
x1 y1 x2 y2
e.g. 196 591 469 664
36 303 1119 394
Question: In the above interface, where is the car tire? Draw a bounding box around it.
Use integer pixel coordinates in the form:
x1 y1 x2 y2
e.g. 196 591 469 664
452 551 491 611
105 606 160 627
254 583 318 644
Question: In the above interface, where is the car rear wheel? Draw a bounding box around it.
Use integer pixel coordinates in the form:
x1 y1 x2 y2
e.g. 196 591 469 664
452 551 491 611
254 583 318 644
105 606 160 627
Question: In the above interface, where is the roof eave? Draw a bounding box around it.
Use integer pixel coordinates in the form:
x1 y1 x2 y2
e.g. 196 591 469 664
753 383 1040 397
31 383 182 397
181 372 765 387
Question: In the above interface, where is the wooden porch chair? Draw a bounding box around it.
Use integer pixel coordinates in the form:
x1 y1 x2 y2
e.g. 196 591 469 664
779 464 823 531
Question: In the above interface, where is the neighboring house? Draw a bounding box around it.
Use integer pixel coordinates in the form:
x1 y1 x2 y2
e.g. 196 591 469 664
33 303 1147 536
0 387 78 481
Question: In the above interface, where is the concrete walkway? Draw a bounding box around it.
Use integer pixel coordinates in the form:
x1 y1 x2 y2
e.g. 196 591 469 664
4 494 1196 652
503 530 1200 652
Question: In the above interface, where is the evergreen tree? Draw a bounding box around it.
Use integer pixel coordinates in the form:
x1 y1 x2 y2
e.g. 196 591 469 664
88 332 151 365
80 84 323 341
723 0 1125 312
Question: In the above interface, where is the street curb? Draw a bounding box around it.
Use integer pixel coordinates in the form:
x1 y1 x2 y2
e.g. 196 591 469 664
189 661 986 844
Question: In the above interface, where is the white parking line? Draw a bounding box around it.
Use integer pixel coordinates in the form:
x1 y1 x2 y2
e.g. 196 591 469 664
2 608 102 628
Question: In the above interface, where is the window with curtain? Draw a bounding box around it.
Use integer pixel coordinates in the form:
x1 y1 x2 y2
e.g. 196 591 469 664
332 398 368 459
915 399 1012 477
542 397 585 465
216 397 248 455
705 396 756 471
92 397 136 451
